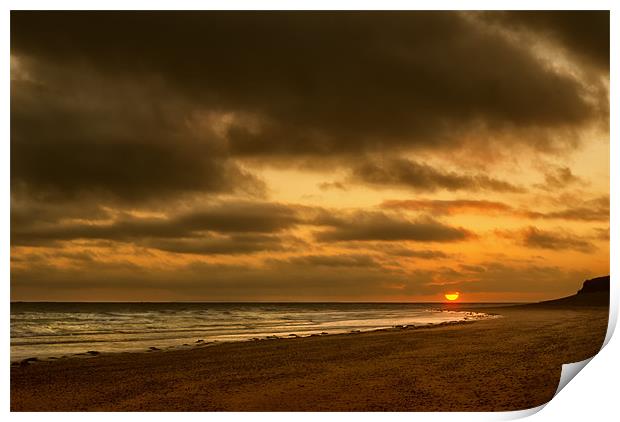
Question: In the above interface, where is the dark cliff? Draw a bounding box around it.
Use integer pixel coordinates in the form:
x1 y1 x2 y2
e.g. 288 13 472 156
532 275 609 307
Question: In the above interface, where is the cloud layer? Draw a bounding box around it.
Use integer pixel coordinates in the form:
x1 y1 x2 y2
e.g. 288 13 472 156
10 11 609 301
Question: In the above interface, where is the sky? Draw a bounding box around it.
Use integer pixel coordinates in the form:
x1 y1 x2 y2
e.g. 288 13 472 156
10 11 609 302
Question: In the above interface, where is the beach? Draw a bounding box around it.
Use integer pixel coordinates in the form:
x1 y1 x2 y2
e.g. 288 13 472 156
10 304 608 411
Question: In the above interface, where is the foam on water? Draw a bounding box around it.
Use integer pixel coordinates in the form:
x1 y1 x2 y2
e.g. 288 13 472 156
11 302 497 361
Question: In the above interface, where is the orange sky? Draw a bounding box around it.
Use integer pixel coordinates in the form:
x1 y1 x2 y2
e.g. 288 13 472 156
10 11 609 302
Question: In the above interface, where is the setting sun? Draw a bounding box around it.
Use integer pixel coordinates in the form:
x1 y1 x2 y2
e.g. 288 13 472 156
445 292 460 301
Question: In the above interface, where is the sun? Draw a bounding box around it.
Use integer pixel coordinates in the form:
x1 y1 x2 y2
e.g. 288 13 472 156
444 292 460 301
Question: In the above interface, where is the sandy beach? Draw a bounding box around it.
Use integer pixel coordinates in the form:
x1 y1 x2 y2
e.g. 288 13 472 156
10 304 608 411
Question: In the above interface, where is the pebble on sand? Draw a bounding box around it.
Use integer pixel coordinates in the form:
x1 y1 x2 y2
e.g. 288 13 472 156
20 357 39 366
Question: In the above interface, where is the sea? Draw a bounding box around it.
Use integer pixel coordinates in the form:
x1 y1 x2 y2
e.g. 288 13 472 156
10 302 499 362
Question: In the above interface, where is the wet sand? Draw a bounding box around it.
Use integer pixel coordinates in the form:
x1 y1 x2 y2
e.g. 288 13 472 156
10 305 608 411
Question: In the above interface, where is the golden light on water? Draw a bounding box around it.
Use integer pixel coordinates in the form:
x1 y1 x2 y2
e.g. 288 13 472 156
444 292 460 301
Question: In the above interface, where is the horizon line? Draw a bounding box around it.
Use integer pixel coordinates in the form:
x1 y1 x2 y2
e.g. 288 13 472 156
10 300 530 304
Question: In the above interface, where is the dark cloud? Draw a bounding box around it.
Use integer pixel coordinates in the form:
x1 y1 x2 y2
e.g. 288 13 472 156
10 258 405 301
10 11 605 221
143 234 289 255
174 202 301 233
11 249 100 265
326 241 450 259
460 264 487 273
11 68 264 203
350 159 523 193
501 227 596 253
318 181 348 191
10 199 112 227
11 201 302 250
381 198 513 215
315 212 472 242
11 11 600 171
535 166 585 191
9 11 609 302
12 203 473 250
275 254 380 268
485 11 609 70
382 196 609 222
379 247 448 259
593 227 609 241
524 196 609 222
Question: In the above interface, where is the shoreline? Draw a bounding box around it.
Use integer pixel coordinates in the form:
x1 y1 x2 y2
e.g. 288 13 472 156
11 312 493 366
11 304 608 411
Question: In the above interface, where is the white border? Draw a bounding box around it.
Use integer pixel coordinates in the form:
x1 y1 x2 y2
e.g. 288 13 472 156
1 0 616 11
